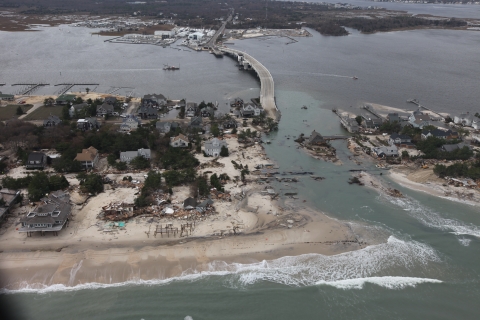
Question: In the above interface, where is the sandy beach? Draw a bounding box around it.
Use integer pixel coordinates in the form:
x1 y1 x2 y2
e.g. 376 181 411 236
0 136 368 290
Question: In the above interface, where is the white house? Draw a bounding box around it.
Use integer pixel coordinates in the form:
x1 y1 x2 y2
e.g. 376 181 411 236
170 134 189 148
373 145 398 158
408 110 430 129
204 138 228 157
120 115 141 132
186 102 198 117
120 148 151 163
454 113 475 127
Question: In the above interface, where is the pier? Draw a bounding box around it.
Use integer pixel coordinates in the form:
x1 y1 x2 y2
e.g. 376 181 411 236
407 99 445 120
221 47 278 119
362 105 384 120
54 83 100 95
12 83 49 95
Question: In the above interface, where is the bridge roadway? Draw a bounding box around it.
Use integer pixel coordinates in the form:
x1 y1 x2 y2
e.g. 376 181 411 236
220 47 278 119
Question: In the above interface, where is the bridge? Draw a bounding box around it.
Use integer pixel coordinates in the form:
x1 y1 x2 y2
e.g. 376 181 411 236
206 10 233 48
220 47 278 119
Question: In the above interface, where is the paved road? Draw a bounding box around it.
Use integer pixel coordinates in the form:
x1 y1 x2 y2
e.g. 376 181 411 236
220 47 277 119
206 10 233 48
18 102 42 120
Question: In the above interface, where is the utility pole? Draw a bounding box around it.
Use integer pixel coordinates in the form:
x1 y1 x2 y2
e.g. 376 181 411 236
265 0 268 20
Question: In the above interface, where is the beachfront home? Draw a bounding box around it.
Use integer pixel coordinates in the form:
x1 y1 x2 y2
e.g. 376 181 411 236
240 103 256 117
341 117 359 133
421 129 459 140
308 130 324 145
373 145 399 158
43 115 62 127
473 119 480 130
96 103 114 116
156 121 179 134
138 105 158 119
441 143 472 153
143 94 166 107
204 138 228 157
170 134 189 148
18 191 71 236
104 96 117 105
186 102 198 117
26 152 47 170
390 133 415 149
0 188 21 223
120 148 151 163
387 113 401 123
201 107 214 118
55 94 76 105
454 113 475 127
74 146 99 169
408 110 430 129
0 92 14 101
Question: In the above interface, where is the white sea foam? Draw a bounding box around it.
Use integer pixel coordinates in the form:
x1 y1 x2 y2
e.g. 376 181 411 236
316 277 442 290
1 236 441 294
381 194 480 238
458 237 471 246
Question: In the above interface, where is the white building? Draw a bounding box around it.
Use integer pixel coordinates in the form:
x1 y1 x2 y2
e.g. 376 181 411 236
204 138 228 157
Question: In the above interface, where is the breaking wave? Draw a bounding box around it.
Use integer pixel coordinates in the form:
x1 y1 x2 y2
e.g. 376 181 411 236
381 194 480 238
316 277 442 290
1 236 441 294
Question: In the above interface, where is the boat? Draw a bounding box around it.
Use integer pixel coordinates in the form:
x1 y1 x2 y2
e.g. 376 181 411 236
353 76 358 80
301 105 308 110
163 64 180 70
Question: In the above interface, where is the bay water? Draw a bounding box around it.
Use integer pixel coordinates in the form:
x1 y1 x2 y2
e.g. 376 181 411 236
1 11 480 320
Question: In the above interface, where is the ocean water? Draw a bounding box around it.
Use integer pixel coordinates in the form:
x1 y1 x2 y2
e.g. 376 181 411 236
1 14 480 320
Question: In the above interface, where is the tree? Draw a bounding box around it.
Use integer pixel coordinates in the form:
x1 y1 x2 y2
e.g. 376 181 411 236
197 176 209 196
44 97 54 106
16 106 24 115
143 171 162 191
130 156 150 169
355 115 363 126
48 175 69 191
28 172 50 201
115 161 127 170
107 154 117 166
62 105 71 120
86 88 90 94
78 173 104 195
231 127 237 134
401 150 409 159
211 123 220 137
220 145 229 157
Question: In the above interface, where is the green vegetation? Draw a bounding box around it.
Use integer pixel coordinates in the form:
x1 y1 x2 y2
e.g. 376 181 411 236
379 121 402 134
163 168 196 187
130 156 150 170
416 137 473 160
434 161 480 180
220 145 229 157
3 172 69 202
24 105 63 120
76 173 104 195
135 171 162 207
160 148 199 170
0 105 33 120
209 173 224 192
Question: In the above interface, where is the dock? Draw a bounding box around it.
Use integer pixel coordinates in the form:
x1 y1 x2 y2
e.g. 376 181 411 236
55 83 100 95
408 99 445 120
12 83 49 95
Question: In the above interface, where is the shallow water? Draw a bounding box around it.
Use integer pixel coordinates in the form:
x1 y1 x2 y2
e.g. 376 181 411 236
1 24 480 320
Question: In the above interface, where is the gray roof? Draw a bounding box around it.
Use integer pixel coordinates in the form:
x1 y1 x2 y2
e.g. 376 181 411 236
183 197 197 208
205 138 228 150
197 198 214 208
28 152 46 162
